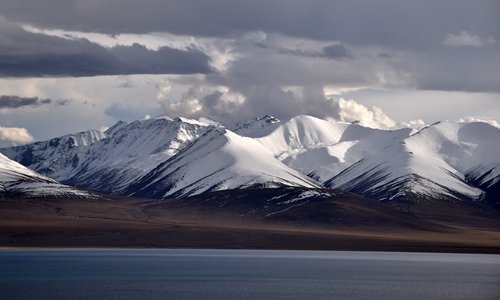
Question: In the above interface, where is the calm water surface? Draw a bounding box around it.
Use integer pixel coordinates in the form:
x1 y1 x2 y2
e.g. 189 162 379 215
1 249 499 300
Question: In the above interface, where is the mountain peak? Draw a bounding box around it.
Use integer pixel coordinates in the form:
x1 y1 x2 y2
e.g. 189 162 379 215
174 116 207 126
128 125 319 199
232 115 280 137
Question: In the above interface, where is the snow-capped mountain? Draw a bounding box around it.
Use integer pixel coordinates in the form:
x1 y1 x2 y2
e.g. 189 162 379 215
2 116 211 194
237 115 412 182
1 115 320 198
127 126 320 198
326 121 500 203
0 153 92 198
234 116 499 203
2 129 107 179
1 115 499 204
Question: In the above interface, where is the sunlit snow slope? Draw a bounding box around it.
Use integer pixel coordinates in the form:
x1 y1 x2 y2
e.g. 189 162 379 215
0 153 92 198
237 115 412 182
127 127 321 198
326 122 500 202
2 115 499 203
2 116 211 194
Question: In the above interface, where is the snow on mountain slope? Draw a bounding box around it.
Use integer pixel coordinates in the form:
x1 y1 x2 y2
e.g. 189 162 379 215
253 115 349 152
1 116 211 194
238 115 350 181
326 121 500 201
0 153 91 198
277 123 412 182
237 115 412 182
68 116 211 193
127 127 321 199
449 122 500 186
1 129 107 178
467 164 500 207
2 114 498 203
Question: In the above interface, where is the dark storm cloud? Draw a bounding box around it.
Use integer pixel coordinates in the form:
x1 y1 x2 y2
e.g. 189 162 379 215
0 17 212 77
0 95 73 108
0 95 51 108
322 45 351 60
0 0 498 92
0 0 498 48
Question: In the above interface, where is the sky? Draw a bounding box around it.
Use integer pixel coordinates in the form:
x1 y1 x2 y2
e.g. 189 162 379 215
0 0 499 146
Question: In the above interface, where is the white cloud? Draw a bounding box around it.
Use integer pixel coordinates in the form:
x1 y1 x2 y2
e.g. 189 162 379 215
156 81 246 120
158 84 203 116
155 81 400 130
0 126 34 145
335 98 396 129
399 119 426 130
458 117 500 129
22 24 196 51
443 31 495 47
243 31 267 43
155 80 172 102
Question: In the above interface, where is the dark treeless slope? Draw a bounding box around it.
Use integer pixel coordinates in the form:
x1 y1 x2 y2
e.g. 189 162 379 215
1 188 499 253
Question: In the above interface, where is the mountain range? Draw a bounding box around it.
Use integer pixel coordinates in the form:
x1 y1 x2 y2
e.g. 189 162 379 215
1 115 499 209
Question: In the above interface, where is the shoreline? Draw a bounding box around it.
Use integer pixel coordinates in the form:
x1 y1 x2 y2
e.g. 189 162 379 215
0 236 500 255
1 246 499 255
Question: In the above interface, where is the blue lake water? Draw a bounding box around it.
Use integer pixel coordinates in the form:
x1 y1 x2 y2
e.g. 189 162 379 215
1 249 499 300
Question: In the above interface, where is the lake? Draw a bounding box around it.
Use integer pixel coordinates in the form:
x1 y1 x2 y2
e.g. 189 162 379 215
1 249 499 299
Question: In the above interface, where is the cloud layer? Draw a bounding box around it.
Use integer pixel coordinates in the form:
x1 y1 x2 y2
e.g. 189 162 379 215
156 82 398 129
0 1 497 91
0 17 212 77
1 1 497 44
